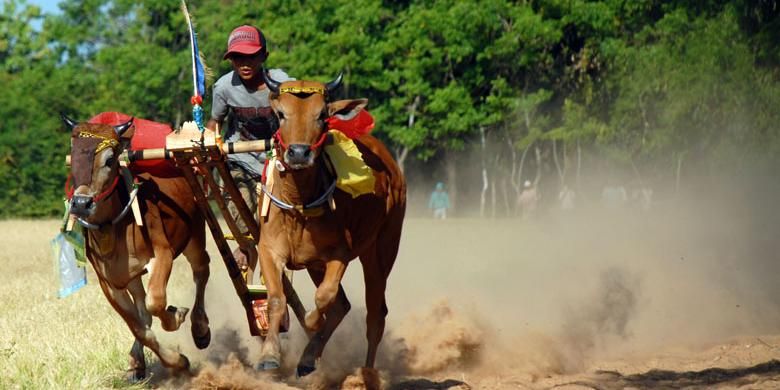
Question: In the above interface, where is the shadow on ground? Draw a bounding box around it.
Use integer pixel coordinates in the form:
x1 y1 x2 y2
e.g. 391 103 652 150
389 378 469 390
557 359 780 389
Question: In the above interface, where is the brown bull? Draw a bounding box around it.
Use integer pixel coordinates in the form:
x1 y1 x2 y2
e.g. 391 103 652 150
63 116 211 381
256 71 406 378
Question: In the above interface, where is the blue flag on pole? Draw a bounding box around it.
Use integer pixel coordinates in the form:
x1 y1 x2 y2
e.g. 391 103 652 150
182 1 206 98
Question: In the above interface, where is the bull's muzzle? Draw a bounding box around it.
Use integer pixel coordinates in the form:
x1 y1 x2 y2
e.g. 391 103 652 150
70 195 95 217
285 144 314 168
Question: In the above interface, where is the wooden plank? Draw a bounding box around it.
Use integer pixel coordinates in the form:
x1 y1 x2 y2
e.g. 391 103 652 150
212 157 260 243
200 158 257 258
172 151 262 337
260 158 274 218
166 121 217 151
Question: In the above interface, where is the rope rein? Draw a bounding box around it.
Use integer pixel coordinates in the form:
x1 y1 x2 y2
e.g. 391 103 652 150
260 178 336 214
74 185 139 230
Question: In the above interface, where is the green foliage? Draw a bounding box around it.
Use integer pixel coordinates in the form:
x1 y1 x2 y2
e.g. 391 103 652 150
2 0 780 216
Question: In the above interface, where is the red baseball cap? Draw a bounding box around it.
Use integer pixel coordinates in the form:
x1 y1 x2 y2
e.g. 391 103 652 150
223 25 267 59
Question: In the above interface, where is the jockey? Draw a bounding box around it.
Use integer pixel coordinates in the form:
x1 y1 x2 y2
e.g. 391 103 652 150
206 25 294 275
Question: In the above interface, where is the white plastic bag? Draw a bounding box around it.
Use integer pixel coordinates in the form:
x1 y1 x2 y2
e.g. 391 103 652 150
51 232 87 298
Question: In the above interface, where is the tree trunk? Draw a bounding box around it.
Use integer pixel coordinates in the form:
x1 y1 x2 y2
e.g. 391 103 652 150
517 142 531 188
675 154 683 198
175 108 182 131
445 149 458 214
533 145 542 187
501 178 510 216
506 128 519 195
552 138 565 190
397 95 420 174
576 138 582 191
396 146 409 174
490 177 497 218
480 127 488 217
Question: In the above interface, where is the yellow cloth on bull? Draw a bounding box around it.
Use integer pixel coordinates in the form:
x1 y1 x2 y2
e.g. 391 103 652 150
324 130 375 198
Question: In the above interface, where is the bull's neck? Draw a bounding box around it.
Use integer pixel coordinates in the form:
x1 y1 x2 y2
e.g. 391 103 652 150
89 190 124 225
276 163 328 206
85 191 126 257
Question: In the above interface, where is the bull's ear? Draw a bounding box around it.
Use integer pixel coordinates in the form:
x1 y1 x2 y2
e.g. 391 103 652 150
327 99 368 120
60 113 78 130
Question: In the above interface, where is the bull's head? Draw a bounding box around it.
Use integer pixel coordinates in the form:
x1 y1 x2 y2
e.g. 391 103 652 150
263 70 368 170
63 114 133 223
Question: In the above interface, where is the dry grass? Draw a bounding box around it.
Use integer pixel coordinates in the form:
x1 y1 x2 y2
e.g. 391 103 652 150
0 220 146 389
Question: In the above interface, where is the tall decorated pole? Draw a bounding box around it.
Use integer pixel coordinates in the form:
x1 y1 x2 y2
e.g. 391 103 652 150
181 0 208 133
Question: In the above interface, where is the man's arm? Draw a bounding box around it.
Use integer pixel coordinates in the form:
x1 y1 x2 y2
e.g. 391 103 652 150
208 79 228 133
206 118 220 132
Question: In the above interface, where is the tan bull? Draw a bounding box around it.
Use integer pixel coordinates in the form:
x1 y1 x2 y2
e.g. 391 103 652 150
255 71 406 379
63 116 211 381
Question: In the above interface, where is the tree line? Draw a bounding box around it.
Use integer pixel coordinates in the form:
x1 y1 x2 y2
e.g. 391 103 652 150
1 0 778 217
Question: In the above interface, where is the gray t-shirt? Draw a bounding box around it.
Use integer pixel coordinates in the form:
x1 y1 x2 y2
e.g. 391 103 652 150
211 68 293 178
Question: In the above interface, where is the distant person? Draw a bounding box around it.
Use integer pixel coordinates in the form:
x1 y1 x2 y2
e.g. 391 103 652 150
601 182 628 209
428 182 451 220
633 186 653 212
558 184 576 211
517 180 540 219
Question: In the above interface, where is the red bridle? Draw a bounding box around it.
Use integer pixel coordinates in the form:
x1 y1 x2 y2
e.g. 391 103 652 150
65 173 120 202
272 130 328 162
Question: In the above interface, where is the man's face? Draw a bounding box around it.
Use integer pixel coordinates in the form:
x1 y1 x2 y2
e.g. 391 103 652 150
229 52 267 81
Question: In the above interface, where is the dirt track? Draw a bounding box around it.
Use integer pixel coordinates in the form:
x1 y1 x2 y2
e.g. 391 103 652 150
143 203 780 389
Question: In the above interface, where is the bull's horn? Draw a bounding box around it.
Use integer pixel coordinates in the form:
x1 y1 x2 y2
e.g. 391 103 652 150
114 117 134 137
60 113 78 130
325 72 343 94
262 68 281 94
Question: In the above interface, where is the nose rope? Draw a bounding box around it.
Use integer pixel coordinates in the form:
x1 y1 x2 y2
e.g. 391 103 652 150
310 131 328 150
64 173 75 200
93 176 121 202
272 130 328 153
65 174 120 202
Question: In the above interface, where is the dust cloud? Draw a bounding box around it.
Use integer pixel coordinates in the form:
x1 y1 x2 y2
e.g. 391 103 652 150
153 168 780 388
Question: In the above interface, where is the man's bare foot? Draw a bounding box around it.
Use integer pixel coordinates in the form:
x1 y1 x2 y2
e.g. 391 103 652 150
232 247 248 272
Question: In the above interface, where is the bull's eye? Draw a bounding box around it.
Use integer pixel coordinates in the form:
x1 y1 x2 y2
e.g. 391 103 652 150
277 111 285 121
105 157 115 167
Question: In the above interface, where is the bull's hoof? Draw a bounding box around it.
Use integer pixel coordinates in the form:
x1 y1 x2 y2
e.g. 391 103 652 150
296 363 316 377
163 305 190 331
172 354 191 374
125 368 146 384
193 327 211 349
256 358 280 371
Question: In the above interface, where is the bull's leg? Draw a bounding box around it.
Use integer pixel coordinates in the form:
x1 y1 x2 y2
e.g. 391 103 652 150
257 244 286 371
361 212 403 369
304 260 347 333
146 253 189 332
126 278 151 382
97 278 190 373
183 237 211 349
297 266 351 377
359 250 387 368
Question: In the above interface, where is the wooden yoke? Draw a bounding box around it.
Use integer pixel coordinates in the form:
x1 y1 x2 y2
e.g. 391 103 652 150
166 122 306 337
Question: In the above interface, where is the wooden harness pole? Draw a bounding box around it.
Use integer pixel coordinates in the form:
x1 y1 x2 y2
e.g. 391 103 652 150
167 126 263 336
